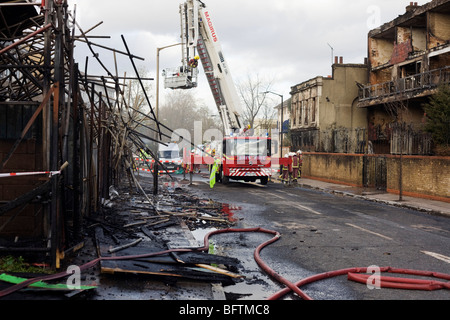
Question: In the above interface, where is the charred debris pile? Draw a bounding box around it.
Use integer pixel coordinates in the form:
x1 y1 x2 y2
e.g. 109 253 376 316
89 176 242 285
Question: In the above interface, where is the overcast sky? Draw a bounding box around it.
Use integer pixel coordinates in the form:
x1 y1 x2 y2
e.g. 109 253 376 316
70 0 424 114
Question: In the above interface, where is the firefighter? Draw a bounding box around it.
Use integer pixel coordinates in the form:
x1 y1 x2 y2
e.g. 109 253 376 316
292 151 300 184
281 154 290 184
208 149 216 173
189 56 200 68
297 150 303 179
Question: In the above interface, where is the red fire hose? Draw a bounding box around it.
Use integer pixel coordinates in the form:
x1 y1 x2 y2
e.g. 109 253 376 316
203 228 450 300
0 227 449 300
267 266 450 300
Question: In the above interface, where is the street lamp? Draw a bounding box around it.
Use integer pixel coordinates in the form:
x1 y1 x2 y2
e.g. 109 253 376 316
263 91 284 157
154 43 182 195
156 43 183 120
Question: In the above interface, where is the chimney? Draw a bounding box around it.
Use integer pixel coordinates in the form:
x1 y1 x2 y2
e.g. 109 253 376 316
339 56 343 64
335 56 339 64
406 2 418 12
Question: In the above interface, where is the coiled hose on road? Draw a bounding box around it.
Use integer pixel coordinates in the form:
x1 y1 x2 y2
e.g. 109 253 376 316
1 227 449 299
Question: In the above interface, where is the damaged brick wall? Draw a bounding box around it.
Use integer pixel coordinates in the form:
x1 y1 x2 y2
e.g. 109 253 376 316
390 42 413 65
389 27 414 65
429 11 450 47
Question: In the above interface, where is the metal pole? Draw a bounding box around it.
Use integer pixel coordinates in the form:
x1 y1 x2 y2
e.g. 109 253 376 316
156 43 182 120
264 91 284 157
154 43 182 195
281 95 284 157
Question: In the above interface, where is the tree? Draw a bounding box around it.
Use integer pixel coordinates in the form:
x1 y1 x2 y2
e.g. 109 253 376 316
237 73 274 129
423 84 450 154
158 90 220 145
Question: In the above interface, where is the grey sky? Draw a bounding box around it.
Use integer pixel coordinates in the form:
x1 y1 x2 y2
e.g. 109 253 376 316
71 0 422 113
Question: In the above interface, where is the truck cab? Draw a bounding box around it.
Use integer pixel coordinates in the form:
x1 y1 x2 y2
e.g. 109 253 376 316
222 136 272 185
157 143 182 173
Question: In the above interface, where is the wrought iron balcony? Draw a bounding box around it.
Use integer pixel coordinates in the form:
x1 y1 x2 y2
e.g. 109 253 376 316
358 66 450 106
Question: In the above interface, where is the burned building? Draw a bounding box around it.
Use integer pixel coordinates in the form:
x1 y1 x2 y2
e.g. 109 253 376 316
290 58 368 154
358 0 450 155
0 1 160 268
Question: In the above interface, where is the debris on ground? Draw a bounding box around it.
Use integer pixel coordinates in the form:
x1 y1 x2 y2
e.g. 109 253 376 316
89 176 243 286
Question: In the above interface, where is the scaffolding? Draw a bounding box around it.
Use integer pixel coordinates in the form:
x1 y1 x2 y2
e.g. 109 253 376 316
0 0 165 268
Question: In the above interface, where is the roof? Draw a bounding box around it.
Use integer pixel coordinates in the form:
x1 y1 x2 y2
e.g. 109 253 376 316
369 0 450 39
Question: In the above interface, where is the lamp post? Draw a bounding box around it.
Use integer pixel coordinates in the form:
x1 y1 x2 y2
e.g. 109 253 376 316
264 91 284 157
156 43 183 119
154 43 182 195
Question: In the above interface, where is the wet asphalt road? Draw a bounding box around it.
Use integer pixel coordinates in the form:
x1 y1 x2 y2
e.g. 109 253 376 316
2 172 448 305
188 175 450 300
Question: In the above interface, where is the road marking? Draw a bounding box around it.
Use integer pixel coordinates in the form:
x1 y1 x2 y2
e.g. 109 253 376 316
291 203 322 215
411 224 449 234
346 223 394 241
421 251 450 264
270 190 323 215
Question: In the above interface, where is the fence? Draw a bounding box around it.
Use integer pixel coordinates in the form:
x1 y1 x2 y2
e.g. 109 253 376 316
291 128 367 154
390 123 433 155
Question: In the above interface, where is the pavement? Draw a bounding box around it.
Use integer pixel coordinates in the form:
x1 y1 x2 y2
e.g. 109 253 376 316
284 177 450 218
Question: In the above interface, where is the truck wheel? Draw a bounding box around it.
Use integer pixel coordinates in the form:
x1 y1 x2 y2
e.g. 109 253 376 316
222 175 229 185
260 177 268 185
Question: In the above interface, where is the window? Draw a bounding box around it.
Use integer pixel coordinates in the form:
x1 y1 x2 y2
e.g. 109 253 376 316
299 101 304 126
311 98 316 123
292 102 297 126
225 138 271 157
305 100 309 125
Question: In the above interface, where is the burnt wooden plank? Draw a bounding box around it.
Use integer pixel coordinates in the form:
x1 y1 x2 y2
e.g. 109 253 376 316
100 258 234 283
94 227 240 283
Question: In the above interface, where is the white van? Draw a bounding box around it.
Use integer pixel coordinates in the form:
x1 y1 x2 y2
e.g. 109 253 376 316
157 143 182 173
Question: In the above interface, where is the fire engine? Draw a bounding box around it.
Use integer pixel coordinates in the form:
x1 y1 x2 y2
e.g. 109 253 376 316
164 0 283 185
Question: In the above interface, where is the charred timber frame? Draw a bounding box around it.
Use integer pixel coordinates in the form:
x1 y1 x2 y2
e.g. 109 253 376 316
0 0 163 269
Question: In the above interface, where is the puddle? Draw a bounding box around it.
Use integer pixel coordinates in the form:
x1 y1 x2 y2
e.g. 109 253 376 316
191 227 218 243
224 280 273 300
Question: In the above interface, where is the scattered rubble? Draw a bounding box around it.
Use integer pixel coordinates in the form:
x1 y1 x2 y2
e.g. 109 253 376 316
86 174 243 288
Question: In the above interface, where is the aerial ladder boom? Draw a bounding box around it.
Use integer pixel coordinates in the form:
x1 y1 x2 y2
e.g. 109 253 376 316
167 0 276 187
165 0 243 135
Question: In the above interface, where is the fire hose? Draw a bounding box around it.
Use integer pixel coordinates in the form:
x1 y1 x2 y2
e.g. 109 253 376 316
0 227 449 299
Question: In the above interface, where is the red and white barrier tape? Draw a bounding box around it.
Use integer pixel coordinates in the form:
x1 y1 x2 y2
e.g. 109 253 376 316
0 170 62 178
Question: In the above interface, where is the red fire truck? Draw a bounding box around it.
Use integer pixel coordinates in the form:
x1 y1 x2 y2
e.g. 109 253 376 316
166 0 287 186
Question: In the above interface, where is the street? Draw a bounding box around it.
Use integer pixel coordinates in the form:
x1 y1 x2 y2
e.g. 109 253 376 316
186 173 450 300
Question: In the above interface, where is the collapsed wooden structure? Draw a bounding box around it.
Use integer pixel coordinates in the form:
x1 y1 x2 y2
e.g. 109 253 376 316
0 0 164 268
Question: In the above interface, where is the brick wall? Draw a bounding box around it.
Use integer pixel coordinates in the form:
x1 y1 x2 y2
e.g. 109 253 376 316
302 153 364 187
389 41 413 65
303 152 450 202
386 155 450 201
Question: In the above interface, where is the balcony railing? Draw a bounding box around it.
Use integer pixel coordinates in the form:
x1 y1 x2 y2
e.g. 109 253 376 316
359 66 450 102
